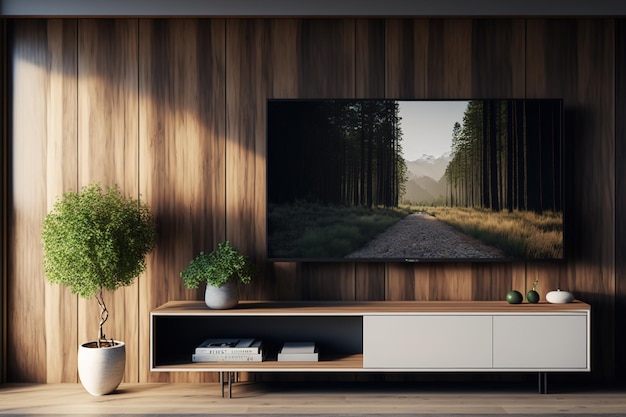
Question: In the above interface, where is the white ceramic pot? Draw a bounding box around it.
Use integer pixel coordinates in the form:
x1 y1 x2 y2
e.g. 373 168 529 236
205 279 239 309
546 289 575 304
78 340 125 396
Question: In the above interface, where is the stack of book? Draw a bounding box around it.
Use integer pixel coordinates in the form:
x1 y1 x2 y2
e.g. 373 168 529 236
277 341 318 362
192 338 264 362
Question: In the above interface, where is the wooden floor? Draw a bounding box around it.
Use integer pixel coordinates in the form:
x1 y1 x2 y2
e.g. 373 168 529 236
1 380 626 415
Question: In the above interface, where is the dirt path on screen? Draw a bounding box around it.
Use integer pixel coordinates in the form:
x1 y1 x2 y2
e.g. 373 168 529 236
346 212 506 259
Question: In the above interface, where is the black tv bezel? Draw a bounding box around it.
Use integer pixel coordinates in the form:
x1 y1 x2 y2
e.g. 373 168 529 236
265 97 566 264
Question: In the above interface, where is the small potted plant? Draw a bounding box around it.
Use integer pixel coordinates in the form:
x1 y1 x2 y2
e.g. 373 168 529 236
180 241 255 309
41 183 157 396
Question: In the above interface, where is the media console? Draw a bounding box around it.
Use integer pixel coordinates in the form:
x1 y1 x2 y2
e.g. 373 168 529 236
150 300 590 397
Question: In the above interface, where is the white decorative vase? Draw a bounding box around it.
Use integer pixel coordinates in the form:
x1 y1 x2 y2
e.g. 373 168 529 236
78 341 125 396
546 289 575 304
205 279 239 309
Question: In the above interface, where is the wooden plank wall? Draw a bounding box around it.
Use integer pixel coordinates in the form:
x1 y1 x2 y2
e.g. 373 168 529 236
5 17 621 384
531 17 615 381
615 18 626 378
0 18 5 384
8 19 78 383
139 18 227 383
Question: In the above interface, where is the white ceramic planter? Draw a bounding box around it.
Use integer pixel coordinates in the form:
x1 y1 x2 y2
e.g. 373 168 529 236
78 340 125 396
205 279 239 309
546 289 575 304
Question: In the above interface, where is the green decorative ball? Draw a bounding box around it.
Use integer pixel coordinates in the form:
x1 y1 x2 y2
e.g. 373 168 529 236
506 290 523 304
526 290 540 304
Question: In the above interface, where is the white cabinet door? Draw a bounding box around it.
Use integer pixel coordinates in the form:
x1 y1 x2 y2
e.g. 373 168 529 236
363 315 492 369
493 315 588 370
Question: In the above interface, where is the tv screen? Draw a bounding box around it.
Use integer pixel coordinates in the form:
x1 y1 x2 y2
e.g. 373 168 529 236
267 99 563 262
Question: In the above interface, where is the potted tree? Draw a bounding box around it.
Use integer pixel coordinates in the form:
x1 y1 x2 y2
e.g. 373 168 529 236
180 241 255 309
41 183 157 396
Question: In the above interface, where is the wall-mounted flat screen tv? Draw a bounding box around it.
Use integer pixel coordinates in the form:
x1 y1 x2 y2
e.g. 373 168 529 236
267 99 564 262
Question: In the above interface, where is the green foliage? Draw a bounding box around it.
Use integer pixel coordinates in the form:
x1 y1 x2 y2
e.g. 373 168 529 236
269 100 406 209
268 202 411 258
444 100 562 214
180 241 255 289
415 205 563 259
41 183 157 299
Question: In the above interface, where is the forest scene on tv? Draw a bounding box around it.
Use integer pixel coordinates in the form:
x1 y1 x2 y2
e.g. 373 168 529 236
267 99 563 261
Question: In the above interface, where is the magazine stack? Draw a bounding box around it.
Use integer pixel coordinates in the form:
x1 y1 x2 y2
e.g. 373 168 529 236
192 338 264 362
277 341 318 362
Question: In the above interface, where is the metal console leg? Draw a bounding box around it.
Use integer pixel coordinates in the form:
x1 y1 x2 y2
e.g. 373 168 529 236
538 372 548 394
218 372 236 398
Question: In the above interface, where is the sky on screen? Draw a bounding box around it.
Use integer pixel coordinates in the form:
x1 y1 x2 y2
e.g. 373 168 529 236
398 100 469 161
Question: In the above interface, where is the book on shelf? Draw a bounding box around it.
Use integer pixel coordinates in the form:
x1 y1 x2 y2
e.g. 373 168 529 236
277 341 318 362
192 338 264 362
195 338 261 354
192 351 265 362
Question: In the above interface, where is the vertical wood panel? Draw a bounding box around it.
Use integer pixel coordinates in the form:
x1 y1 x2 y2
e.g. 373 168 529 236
385 264 427 301
77 18 139 382
385 19 428 99
356 19 385 99
43 19 78 383
8 19 47 383
355 263 386 301
470 19 526 98
8 19 78 383
0 18 4 384
526 19 615 381
301 263 356 300
296 19 355 99
569 19 615 381
225 18 267 296
139 18 226 383
429 264 472 300
471 263 513 301
616 18 626 380
426 19 472 98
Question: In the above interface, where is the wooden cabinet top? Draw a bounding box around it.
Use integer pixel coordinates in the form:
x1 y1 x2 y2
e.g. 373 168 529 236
152 300 590 316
